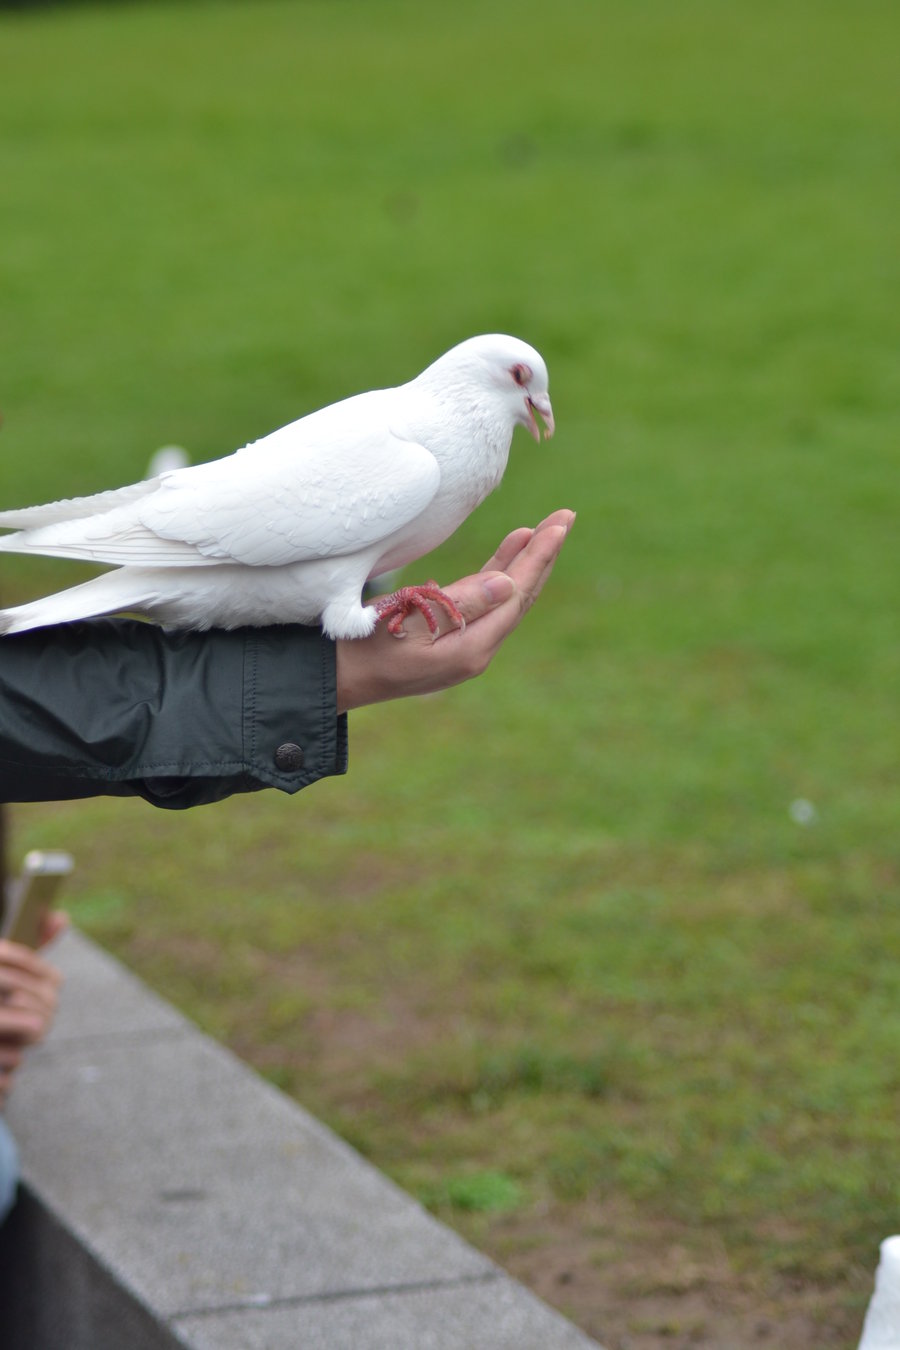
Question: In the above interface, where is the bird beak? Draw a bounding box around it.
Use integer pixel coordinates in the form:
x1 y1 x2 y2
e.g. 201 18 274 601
525 393 555 442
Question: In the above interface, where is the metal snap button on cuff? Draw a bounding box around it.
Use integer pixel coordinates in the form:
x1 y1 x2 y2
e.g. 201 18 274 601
274 742 304 772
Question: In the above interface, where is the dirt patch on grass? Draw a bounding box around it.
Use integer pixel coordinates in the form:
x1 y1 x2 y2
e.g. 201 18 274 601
485 1196 868 1350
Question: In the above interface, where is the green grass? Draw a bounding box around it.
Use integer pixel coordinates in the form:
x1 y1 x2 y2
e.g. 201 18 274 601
2 2 899 1345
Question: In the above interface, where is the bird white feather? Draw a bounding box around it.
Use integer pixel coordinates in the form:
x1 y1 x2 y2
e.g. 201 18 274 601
0 334 554 639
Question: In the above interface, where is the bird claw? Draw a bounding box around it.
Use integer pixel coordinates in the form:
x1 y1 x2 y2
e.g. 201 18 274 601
374 581 466 640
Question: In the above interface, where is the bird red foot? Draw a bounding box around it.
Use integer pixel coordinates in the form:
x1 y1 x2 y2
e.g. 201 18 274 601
374 581 465 639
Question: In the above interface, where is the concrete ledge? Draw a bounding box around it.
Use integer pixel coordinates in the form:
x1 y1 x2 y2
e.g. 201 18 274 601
2 930 603 1349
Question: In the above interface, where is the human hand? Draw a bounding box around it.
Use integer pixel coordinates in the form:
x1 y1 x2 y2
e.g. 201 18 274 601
0 913 66 1108
336 508 575 713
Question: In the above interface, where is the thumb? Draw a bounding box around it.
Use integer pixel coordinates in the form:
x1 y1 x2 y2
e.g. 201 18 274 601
440 571 516 631
415 571 516 641
479 572 517 607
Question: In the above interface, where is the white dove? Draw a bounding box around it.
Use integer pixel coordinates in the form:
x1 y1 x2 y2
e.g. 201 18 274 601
0 334 554 640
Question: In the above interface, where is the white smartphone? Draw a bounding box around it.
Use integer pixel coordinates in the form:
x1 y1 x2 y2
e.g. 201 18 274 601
1 850 74 948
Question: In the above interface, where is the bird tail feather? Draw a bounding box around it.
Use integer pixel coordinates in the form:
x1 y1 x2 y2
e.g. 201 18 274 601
0 571 151 636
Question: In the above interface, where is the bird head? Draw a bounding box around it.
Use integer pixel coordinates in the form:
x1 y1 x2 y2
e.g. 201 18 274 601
423 334 555 443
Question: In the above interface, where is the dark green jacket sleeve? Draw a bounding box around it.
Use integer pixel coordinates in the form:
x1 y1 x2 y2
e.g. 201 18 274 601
0 619 348 809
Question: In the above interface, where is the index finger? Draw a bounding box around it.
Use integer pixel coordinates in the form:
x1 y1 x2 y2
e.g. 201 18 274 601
449 516 573 654
481 510 575 574
504 515 574 608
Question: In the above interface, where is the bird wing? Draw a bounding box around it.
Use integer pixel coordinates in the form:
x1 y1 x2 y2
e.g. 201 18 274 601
141 416 442 566
1 416 442 570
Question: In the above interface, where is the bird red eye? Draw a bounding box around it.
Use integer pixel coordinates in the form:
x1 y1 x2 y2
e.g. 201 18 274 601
511 363 531 387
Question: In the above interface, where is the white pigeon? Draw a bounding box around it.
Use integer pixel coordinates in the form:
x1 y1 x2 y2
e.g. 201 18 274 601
858 1236 900 1350
0 334 554 640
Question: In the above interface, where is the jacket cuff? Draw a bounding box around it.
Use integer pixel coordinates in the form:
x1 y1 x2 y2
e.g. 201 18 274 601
240 624 348 794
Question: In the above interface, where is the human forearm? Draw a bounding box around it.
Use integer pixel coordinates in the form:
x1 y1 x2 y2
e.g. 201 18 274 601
0 510 572 805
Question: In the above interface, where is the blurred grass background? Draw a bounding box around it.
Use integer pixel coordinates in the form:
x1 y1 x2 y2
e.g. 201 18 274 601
1 1 898 1345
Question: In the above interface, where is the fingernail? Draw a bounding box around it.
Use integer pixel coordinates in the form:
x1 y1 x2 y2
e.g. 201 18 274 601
482 574 515 605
